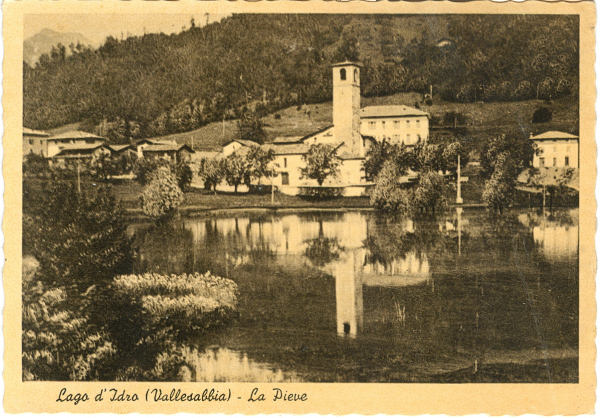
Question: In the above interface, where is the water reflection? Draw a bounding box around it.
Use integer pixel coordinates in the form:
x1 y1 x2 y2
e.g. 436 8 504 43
130 208 578 381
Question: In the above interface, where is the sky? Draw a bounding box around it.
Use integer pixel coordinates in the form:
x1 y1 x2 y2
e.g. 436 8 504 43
24 13 230 46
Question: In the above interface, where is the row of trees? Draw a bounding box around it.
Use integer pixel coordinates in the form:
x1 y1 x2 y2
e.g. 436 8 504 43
368 137 467 215
24 15 577 141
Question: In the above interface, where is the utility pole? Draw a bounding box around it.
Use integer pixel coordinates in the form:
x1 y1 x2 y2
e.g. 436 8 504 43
76 160 81 195
456 154 463 204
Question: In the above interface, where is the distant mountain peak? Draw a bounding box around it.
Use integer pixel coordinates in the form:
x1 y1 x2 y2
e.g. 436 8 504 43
24 28 91 65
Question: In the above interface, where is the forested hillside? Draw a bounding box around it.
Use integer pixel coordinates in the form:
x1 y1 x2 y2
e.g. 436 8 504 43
24 14 578 143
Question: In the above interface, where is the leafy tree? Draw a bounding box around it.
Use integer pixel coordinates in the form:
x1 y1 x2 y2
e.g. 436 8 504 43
245 146 275 185
300 144 341 186
413 170 447 215
532 106 553 123
198 157 224 192
370 159 413 213
88 151 114 181
133 157 171 185
482 151 517 213
175 161 193 191
222 153 250 193
236 110 266 144
364 139 399 181
140 166 184 219
23 181 132 295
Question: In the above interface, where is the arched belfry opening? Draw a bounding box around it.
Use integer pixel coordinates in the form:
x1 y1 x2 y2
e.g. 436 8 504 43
354 69 358 82
340 68 346 80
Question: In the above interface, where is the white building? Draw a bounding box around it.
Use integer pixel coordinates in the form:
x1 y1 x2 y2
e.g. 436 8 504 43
531 131 579 169
359 105 429 145
43 130 106 158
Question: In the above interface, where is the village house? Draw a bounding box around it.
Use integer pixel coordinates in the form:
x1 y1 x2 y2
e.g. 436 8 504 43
531 131 579 169
23 127 50 156
135 139 194 162
359 105 429 145
50 143 114 166
43 130 106 158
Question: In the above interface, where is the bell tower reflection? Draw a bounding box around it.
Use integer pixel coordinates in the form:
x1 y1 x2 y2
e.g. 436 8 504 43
334 249 364 338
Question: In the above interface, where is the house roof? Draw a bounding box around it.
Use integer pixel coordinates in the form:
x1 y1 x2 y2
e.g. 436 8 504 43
109 144 135 152
142 144 194 153
53 144 110 157
530 131 578 141
360 105 429 118
272 136 304 144
222 139 261 148
23 127 49 137
263 141 344 156
46 130 105 141
298 125 334 143
136 138 176 146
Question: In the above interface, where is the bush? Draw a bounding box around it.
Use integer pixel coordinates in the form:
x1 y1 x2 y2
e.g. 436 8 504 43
22 266 115 380
23 153 50 178
413 170 447 215
140 166 184 219
298 186 343 199
175 161 193 191
109 272 238 351
532 106 553 123
134 157 171 185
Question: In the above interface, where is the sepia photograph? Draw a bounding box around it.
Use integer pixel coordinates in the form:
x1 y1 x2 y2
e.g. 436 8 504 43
19 11 583 385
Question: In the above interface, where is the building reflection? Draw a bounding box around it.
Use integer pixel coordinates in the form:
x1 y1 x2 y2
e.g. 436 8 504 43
517 209 578 261
176 211 449 338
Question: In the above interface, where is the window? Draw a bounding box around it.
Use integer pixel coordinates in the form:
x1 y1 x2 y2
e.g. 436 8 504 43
283 157 287 168
539 157 545 167
281 172 289 185
406 120 410 127
416 120 420 126
368 121 376 130
565 156 570 166
552 157 557 167
28 139 33 145
340 68 346 81
381 121 386 129
406 134 411 142
394 120 400 129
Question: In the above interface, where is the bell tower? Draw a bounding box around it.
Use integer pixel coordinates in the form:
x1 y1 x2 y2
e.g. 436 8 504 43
332 62 362 157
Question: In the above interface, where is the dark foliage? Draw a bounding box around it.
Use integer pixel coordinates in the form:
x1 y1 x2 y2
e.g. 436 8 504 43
532 106 553 123
24 15 577 140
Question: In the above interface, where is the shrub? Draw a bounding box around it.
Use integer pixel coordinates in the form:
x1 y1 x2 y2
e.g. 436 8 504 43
134 157 171 185
140 166 184 219
300 143 341 186
109 272 238 351
23 153 50 178
413 170 447 215
298 186 343 199
532 106 553 123
22 266 115 380
175 161 193 191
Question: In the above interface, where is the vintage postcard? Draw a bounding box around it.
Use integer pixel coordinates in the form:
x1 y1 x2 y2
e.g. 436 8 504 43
2 0 596 414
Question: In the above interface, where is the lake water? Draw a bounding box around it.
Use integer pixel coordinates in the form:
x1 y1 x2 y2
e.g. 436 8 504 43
129 208 578 382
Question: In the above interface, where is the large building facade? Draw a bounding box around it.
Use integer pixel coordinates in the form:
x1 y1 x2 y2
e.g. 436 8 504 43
359 105 429 145
531 131 579 169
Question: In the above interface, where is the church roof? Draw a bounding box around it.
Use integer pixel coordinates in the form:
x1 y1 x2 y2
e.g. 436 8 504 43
360 105 429 118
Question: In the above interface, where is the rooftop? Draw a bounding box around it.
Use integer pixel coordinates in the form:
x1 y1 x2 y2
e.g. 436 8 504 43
142 144 194 152
47 130 105 141
23 127 49 137
360 105 429 118
530 131 578 141
223 139 261 148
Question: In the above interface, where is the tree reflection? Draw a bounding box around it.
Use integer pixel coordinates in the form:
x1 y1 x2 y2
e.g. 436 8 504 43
304 237 344 267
